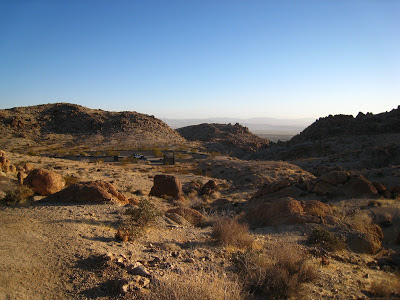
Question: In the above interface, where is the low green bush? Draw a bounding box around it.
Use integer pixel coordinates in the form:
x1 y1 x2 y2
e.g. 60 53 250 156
307 227 346 251
1 186 34 206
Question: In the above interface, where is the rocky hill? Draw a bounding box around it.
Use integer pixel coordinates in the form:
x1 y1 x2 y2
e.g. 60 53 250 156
291 106 400 142
177 123 270 157
248 106 400 178
0 103 185 150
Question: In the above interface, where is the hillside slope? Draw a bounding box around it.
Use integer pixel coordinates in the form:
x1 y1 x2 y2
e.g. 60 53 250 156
0 103 185 150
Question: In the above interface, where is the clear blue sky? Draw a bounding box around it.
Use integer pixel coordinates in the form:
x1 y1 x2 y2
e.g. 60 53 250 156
0 0 399 119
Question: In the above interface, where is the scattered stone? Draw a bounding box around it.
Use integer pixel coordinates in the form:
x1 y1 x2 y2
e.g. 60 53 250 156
128 197 140 205
127 262 151 277
120 275 150 293
372 181 386 195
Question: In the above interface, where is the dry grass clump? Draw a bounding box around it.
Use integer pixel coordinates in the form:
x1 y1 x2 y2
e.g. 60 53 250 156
347 211 374 232
232 242 316 299
212 217 254 249
116 198 161 241
63 175 79 187
137 271 245 300
307 227 346 251
370 278 400 298
1 186 34 206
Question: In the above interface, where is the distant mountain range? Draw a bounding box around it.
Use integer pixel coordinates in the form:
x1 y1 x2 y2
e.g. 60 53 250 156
162 117 315 135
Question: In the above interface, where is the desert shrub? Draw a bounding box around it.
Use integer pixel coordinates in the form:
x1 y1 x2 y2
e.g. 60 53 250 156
137 270 245 300
370 279 400 298
27 150 37 156
117 199 160 241
64 175 79 187
152 147 164 158
56 149 67 156
69 150 78 156
126 198 160 227
105 150 119 156
209 151 221 158
91 158 104 164
1 186 34 206
120 157 139 165
346 211 375 233
212 218 254 248
232 243 316 299
307 227 346 251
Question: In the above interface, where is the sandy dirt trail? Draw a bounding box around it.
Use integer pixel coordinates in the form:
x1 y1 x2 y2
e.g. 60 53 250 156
0 204 124 300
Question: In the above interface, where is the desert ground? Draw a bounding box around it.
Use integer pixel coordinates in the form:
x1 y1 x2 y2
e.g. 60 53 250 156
1 148 399 300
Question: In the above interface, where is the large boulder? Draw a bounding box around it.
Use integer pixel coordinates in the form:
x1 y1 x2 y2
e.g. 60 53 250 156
23 168 65 196
313 181 338 196
166 207 207 226
342 175 378 198
252 178 293 199
200 180 218 196
45 180 129 205
346 232 381 254
250 185 305 207
320 171 350 185
149 175 183 199
372 182 386 195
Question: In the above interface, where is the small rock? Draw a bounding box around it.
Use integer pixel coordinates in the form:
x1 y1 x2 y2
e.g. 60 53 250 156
120 275 150 293
127 262 151 277
105 253 115 261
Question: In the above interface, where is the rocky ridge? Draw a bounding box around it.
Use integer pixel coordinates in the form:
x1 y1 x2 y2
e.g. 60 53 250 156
248 107 400 176
177 122 270 157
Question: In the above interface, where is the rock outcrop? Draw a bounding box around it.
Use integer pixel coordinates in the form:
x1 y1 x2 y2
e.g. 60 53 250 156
177 123 269 157
166 207 207 226
45 180 129 205
200 180 219 196
246 197 332 227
